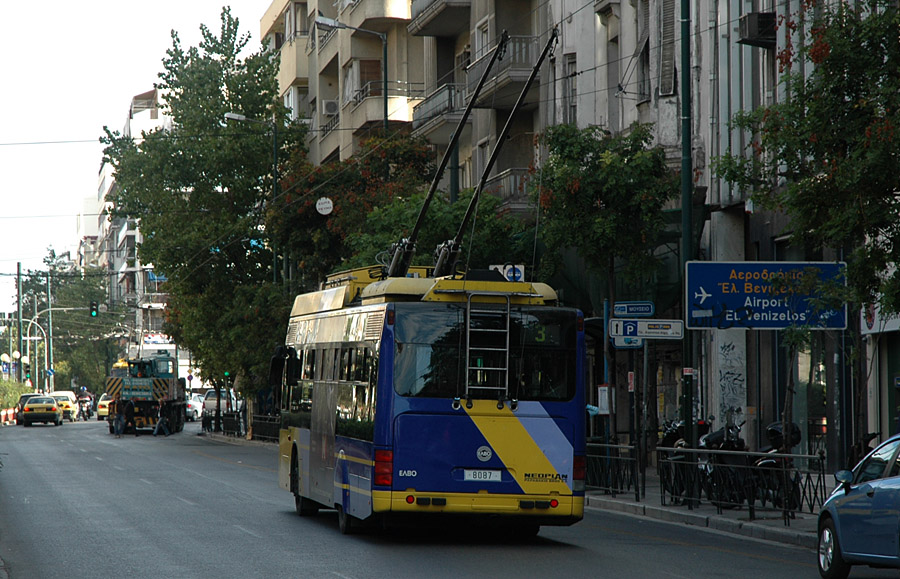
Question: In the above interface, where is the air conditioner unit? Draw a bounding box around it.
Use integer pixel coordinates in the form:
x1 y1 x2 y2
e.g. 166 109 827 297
738 12 776 48
322 100 340 116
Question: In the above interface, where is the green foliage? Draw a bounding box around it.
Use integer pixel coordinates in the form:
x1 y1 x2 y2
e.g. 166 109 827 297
534 123 679 284
101 8 300 393
714 0 900 312
0 380 30 409
269 134 436 288
345 188 530 271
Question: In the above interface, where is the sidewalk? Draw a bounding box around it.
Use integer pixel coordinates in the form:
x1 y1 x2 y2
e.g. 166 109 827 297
585 470 819 550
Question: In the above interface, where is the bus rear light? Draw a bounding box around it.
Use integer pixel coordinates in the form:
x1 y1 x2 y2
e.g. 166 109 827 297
550 499 559 508
374 449 393 486
386 309 395 326
573 455 586 481
406 495 415 504
576 314 584 332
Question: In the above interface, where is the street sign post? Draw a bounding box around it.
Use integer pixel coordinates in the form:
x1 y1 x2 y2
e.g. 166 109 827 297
609 318 684 339
613 301 655 317
685 261 847 330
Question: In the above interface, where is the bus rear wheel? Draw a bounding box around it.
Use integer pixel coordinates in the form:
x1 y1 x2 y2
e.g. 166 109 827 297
295 495 319 516
337 505 355 535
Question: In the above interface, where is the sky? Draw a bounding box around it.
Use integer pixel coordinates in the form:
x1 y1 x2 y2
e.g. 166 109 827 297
0 1 269 312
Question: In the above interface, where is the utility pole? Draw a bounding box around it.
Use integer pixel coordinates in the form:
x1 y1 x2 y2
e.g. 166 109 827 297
16 262 22 383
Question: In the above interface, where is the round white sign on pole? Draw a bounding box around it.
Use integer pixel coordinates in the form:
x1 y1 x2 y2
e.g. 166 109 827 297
316 197 334 215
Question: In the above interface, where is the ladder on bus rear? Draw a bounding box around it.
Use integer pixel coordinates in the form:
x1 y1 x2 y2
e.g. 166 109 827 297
464 294 511 408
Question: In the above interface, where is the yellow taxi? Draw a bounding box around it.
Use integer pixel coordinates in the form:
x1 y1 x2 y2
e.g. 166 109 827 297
21 396 63 427
51 394 77 422
97 393 112 420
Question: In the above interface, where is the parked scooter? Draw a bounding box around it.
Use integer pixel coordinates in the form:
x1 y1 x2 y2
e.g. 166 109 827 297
753 421 802 509
658 418 711 503
698 408 748 508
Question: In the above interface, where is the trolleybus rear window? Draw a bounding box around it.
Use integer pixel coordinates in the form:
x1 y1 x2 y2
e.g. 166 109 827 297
393 303 577 401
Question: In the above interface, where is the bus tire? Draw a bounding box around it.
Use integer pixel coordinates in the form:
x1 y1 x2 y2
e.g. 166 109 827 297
337 505 355 535
295 495 319 516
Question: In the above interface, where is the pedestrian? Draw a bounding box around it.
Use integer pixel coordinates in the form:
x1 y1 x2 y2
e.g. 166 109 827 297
112 394 125 438
153 411 170 437
124 398 137 436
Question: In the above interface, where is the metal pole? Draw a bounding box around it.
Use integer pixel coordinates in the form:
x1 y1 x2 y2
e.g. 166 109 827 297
47 273 54 391
272 118 279 283
17 262 22 383
680 0 694 447
381 33 388 133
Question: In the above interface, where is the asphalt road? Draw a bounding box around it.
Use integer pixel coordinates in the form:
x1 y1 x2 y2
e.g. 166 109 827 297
0 420 893 579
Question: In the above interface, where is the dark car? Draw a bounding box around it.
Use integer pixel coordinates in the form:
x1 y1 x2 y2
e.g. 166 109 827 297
15 393 42 425
817 433 900 578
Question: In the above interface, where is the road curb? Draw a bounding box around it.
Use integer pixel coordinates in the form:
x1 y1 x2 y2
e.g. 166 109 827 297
586 495 817 549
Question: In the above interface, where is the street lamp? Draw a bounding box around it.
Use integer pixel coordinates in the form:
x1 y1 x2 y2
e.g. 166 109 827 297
315 17 388 133
224 112 279 283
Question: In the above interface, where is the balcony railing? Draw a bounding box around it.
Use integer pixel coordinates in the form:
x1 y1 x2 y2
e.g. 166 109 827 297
484 167 531 202
350 80 426 106
320 114 340 139
466 36 538 96
412 83 465 129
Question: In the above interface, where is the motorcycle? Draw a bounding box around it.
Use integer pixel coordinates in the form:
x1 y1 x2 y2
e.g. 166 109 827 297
76 399 93 422
698 409 749 509
658 418 711 504
753 421 802 510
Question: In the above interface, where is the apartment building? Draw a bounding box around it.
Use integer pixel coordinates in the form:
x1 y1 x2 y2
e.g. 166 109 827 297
261 0 425 164
92 89 173 353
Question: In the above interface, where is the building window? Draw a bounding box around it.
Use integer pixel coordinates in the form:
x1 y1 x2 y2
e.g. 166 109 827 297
563 54 577 124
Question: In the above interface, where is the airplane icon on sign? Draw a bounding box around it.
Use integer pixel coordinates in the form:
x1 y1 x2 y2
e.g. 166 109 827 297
694 287 711 304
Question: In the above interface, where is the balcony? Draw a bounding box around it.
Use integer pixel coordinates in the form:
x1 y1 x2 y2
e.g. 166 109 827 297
408 0 470 37
341 0 410 32
412 83 468 144
318 114 341 159
317 28 339 73
467 36 539 109
278 33 310 93
348 80 424 133
484 167 532 215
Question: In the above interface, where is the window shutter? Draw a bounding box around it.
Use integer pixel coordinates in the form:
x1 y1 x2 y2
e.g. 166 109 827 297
658 0 676 96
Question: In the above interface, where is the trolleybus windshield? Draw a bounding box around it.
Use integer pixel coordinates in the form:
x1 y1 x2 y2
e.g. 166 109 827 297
392 303 577 401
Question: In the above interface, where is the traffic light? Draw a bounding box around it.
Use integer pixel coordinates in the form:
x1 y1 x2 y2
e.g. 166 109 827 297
89 301 98 317
24 363 31 380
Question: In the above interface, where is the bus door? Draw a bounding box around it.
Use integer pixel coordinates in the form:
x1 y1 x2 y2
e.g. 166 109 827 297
309 382 338 506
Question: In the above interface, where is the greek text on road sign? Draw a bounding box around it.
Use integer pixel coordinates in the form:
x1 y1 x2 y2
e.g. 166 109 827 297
685 261 847 330
608 319 684 339
613 301 655 317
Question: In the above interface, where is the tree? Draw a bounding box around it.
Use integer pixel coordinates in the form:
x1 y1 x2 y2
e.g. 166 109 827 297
268 134 436 289
534 122 679 428
714 0 900 448
102 8 301 392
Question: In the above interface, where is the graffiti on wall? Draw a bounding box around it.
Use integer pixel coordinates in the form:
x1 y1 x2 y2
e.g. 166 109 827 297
717 338 746 412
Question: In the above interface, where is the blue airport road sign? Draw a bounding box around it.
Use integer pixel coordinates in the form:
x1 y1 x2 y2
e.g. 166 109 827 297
613 301 655 317
686 261 847 330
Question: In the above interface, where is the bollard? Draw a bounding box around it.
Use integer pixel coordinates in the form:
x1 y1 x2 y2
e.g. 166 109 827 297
1 409 6 424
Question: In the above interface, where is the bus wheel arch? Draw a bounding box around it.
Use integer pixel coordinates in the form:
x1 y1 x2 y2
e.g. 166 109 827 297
291 449 319 516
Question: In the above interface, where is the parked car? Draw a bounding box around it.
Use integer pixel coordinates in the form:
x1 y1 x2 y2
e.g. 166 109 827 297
185 393 203 422
50 392 77 422
97 393 112 420
21 396 63 427
15 393 42 425
202 389 238 415
817 433 900 578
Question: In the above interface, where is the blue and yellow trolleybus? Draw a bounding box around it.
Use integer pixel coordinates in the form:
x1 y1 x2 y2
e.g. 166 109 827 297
272 266 586 534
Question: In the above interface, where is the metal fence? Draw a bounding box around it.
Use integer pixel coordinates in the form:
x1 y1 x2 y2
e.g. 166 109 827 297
250 415 281 442
656 446 828 524
586 443 640 501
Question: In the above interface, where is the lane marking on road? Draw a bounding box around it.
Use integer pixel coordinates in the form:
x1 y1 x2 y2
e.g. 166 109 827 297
177 497 197 506
95 456 104 461
113 465 124 471
139 478 153 485
234 525 262 539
